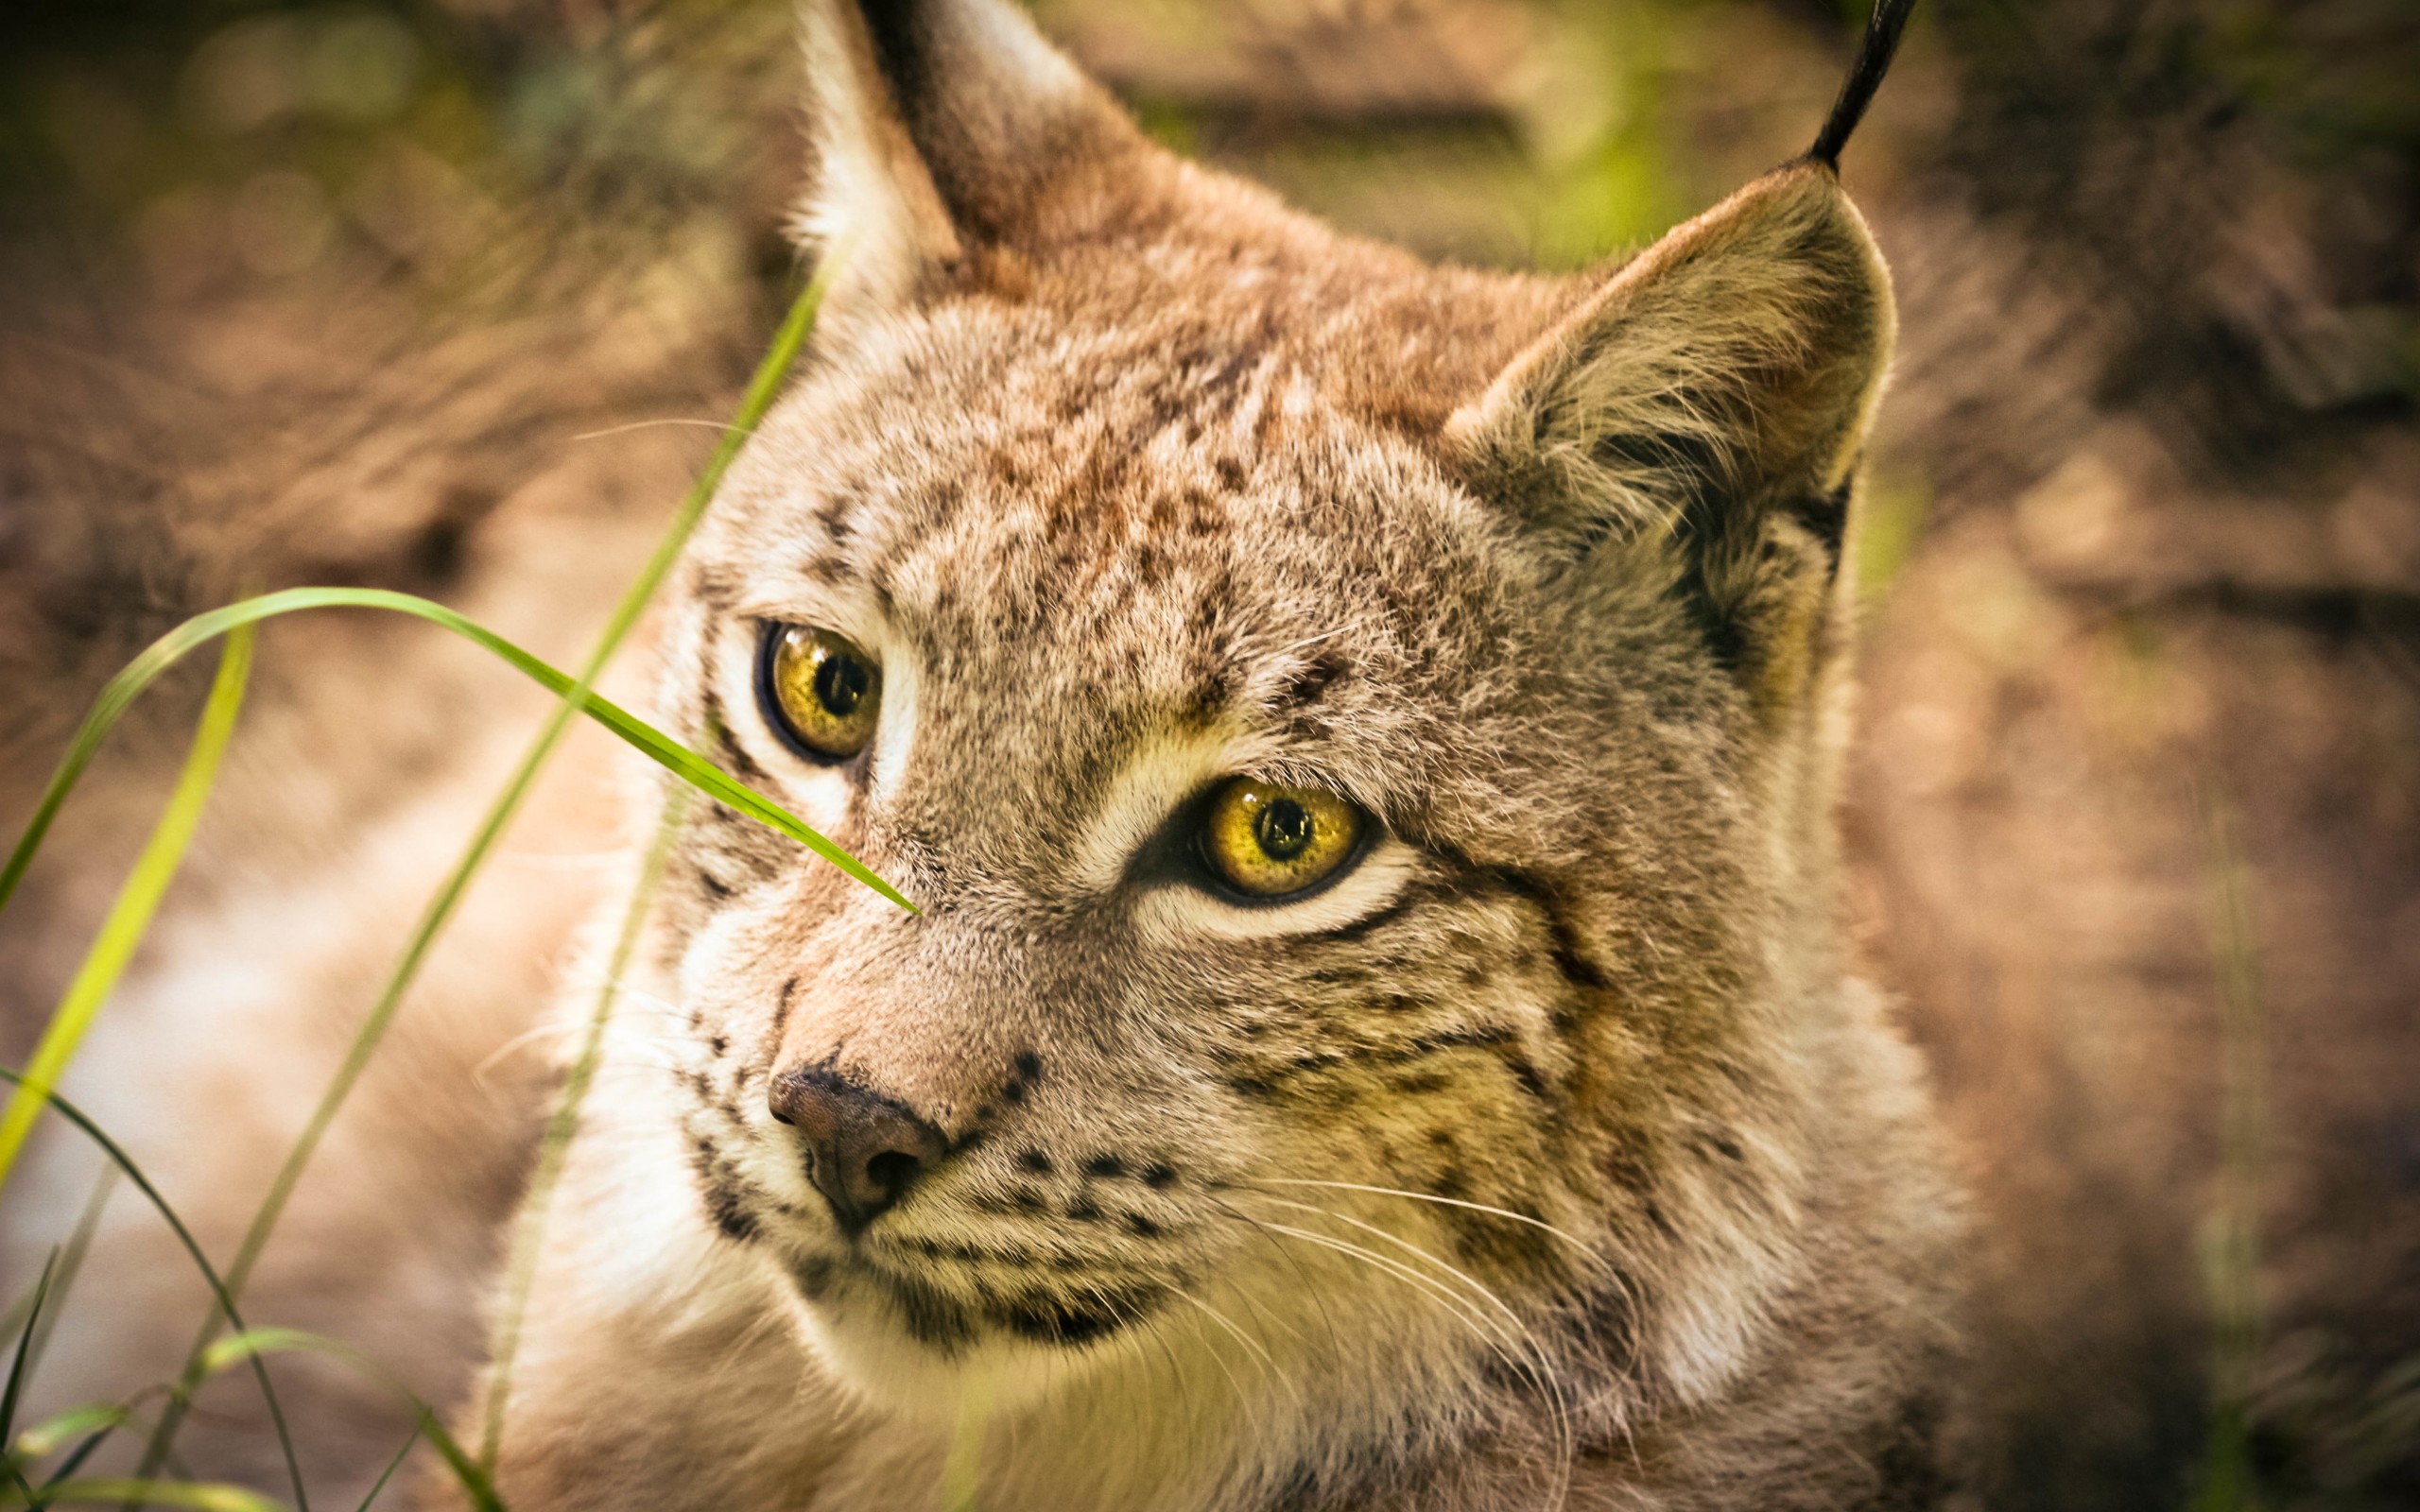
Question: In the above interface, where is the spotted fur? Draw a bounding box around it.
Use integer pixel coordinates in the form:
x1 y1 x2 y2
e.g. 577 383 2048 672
464 4 1961 1509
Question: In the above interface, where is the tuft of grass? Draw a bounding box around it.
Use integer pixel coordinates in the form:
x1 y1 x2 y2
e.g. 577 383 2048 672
119 257 852 1501
0 1070 305 1511
0 255 865 1511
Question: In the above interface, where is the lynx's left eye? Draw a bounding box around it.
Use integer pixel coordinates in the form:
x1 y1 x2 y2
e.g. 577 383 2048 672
1199 779 1366 899
759 624 881 761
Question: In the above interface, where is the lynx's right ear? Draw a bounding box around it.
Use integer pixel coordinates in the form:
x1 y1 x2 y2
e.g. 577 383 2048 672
1444 163 1893 707
794 0 1148 313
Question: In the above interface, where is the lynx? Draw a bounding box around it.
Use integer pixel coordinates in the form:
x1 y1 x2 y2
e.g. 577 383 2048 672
466 1 1960 1507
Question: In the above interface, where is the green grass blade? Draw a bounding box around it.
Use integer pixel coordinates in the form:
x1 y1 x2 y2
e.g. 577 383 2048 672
0 1072 302 1512
11 1404 129 1465
351 1427 417 1512
26 1172 118 1386
1 1254 58 1464
477 785 688 1472
1 1481 280 1512
0 590 905 921
0 627 253 1198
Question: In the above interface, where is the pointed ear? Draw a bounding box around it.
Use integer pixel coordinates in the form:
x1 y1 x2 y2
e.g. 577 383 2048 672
1445 163 1894 702
794 0 1148 313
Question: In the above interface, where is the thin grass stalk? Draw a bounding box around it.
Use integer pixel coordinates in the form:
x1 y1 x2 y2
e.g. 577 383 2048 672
0 1074 305 1512
350 1429 418 1512
131 258 844 1501
938 1373 993 1512
2191 782 2268 1512
0 627 254 1196
477 785 689 1472
2 1252 58 1496
25 1171 120 1392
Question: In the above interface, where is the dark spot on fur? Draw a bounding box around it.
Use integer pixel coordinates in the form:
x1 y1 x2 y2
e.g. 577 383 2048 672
1786 470 1857 568
708 1034 729 1057
996 1289 1148 1347
1010 1186 1048 1213
1012 1050 1044 1081
1016 1148 1053 1174
701 686 771 784
1142 1163 1177 1190
1124 1212 1162 1238
1001 1080 1026 1105
1279 652 1349 707
1082 1154 1126 1179
1066 1194 1101 1222
794 1255 836 1300
881 1269 976 1351
697 869 734 899
688 1137 759 1245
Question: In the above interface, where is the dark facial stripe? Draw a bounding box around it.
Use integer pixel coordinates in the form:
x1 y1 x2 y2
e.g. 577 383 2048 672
1222 1024 1551 1104
700 683 772 785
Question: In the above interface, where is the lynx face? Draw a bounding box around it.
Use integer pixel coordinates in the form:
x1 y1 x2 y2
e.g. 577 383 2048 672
640 0 1895 1432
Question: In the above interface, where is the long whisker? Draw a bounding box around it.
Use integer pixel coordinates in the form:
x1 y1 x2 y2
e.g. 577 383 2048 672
1204 1192 1344 1363
1172 1290 1263 1435
1253 1220 1531 1388
1243 1178 1605 1265
1251 1197 1578 1510
1250 1197 1542 1356
1172 1284 1302 1412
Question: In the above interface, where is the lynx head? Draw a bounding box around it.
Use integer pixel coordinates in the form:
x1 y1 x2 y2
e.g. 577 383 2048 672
653 0 1893 1469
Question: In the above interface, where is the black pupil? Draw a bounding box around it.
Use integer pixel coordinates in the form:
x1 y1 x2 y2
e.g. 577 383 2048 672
813 650 871 718
1254 799 1314 862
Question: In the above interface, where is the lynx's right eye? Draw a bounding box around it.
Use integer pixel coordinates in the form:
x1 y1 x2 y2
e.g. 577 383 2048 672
758 625 881 762
1198 779 1366 900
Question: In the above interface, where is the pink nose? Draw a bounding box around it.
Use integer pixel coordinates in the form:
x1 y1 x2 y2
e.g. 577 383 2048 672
768 1069 947 1234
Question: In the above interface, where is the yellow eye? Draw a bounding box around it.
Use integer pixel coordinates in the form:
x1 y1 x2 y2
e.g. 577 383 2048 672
1200 779 1366 899
761 625 881 760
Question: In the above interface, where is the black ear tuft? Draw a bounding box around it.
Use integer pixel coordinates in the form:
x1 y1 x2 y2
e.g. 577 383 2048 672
1807 0 1919 168
794 0 1148 314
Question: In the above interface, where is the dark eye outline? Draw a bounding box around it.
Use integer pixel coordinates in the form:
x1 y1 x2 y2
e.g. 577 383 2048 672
753 621 881 766
1177 778 1378 908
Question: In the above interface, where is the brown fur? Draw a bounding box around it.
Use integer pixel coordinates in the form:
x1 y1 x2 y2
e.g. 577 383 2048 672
460 4 1961 1508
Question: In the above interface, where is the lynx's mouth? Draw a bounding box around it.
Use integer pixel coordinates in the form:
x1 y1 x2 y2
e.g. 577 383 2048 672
774 1233 1181 1374
784 1244 1173 1353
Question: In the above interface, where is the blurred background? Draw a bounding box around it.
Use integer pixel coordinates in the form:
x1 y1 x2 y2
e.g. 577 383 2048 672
1 0 2415 1508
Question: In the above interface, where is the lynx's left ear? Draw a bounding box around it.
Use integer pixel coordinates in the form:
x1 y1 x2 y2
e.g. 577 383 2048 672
1445 163 1893 705
794 0 1150 317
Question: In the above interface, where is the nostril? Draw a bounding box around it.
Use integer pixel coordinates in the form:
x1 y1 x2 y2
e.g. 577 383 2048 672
768 1065 948 1233
864 1148 923 1199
